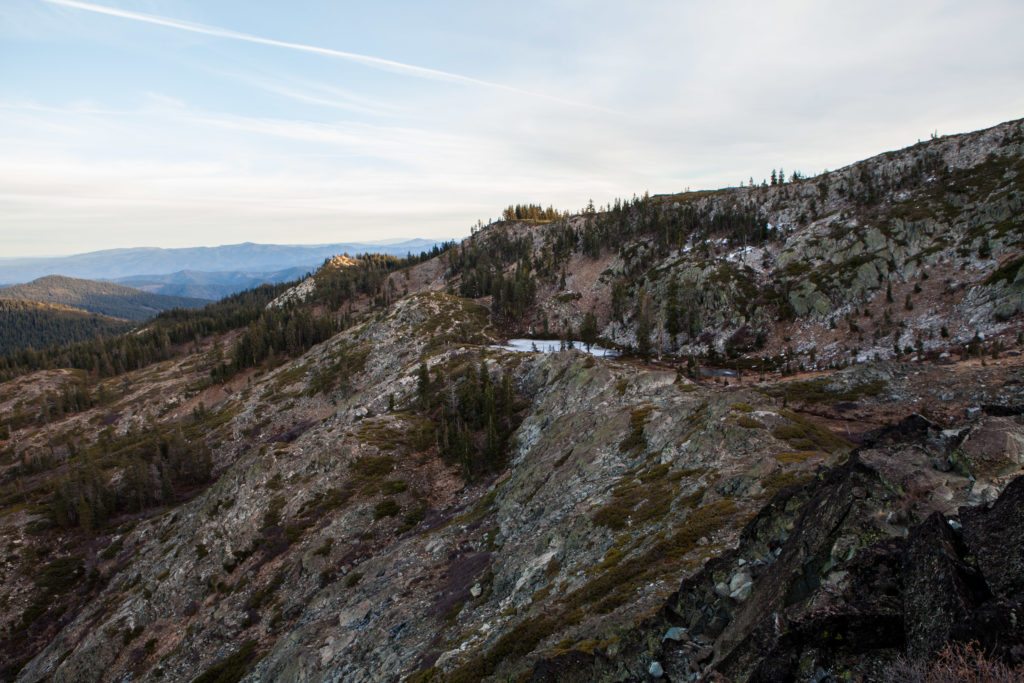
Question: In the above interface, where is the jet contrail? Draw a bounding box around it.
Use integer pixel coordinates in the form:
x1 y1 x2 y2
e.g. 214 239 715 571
43 0 604 111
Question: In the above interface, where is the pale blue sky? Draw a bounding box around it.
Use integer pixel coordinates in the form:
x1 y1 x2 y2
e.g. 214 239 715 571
2 0 1023 256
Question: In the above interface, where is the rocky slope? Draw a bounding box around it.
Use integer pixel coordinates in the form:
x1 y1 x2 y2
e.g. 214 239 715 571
1 118 1024 683
473 117 1024 370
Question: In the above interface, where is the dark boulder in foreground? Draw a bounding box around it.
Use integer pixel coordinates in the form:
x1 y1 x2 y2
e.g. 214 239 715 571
531 418 1024 682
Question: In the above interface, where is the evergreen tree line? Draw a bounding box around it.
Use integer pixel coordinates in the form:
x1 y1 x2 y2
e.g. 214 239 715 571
464 147 968 349
501 204 566 222
574 195 769 267
6 377 102 433
449 231 538 326
48 427 213 532
486 147 957 318
213 246 454 382
313 245 454 311
415 361 521 481
451 195 766 332
0 300 134 356
489 266 538 324
213 308 340 382
0 244 454 384
0 283 293 382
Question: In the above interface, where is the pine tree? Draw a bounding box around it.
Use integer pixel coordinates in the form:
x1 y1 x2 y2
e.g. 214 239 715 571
580 311 598 350
664 277 682 339
635 291 653 357
417 362 431 409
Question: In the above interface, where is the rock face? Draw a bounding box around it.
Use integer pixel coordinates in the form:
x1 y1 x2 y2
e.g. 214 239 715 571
268 254 361 308
528 420 1024 682
2 118 1024 683
513 117 1024 367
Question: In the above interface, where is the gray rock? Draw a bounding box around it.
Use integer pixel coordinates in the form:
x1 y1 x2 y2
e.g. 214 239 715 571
663 626 688 642
729 570 751 592
729 582 753 602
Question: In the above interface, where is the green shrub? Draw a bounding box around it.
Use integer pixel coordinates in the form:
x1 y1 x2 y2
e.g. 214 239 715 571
262 496 285 529
762 469 814 496
772 410 850 452
619 405 653 454
191 639 258 683
379 479 408 495
350 456 394 479
764 378 886 405
397 504 427 534
446 614 562 683
774 451 823 464
984 255 1024 286
373 500 401 519
100 536 124 560
736 415 764 429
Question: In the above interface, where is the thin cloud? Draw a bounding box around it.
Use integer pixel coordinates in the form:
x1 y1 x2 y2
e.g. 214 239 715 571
214 70 404 118
42 0 609 111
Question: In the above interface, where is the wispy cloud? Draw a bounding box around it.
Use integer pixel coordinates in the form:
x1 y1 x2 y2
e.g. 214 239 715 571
213 70 404 118
42 0 607 111
4 0 1022 257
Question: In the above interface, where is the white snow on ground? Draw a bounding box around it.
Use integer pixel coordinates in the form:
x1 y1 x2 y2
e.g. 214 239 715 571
494 338 620 358
724 245 768 272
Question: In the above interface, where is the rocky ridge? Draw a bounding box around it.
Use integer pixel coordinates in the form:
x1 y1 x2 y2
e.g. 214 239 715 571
1 118 1024 682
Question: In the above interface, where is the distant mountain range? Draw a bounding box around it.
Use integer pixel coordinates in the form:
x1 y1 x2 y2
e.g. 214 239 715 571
0 275 207 321
0 240 447 353
111 267 312 301
0 240 446 293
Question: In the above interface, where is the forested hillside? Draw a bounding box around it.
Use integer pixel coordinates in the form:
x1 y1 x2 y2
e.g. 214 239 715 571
0 275 206 321
0 300 133 355
0 245 451 381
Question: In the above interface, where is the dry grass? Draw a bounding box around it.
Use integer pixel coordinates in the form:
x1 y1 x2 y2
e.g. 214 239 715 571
774 450 825 464
736 415 765 429
884 641 1024 683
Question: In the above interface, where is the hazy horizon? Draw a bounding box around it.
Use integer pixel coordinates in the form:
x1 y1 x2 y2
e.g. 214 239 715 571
0 237 449 261
2 0 1023 256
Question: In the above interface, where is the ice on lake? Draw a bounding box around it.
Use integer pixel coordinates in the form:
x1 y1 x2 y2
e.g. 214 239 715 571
495 338 620 357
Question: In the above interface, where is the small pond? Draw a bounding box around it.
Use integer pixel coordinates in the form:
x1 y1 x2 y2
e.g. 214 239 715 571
494 338 620 358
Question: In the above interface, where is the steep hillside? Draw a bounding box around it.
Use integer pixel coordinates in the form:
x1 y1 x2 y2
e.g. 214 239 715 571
0 276 207 321
0 118 1023 683
448 117 1024 372
0 300 133 354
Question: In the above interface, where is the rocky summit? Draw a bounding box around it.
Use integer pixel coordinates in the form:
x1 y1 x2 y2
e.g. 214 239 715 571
2 117 1024 683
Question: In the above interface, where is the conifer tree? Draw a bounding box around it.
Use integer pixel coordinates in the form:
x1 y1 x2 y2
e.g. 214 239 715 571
580 311 598 350
665 277 682 339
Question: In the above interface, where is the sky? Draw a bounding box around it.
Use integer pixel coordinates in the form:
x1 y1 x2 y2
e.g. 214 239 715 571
1 1 1023 257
